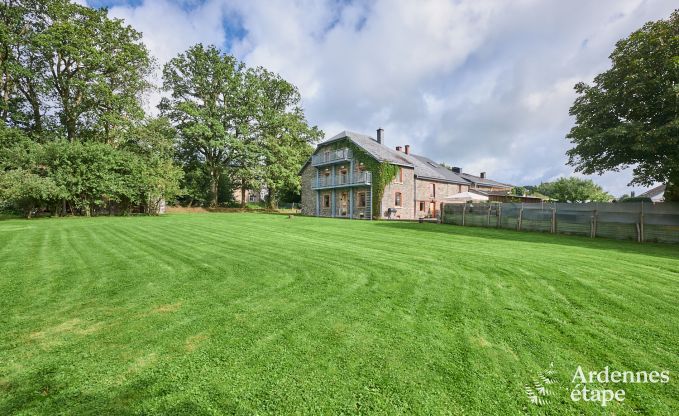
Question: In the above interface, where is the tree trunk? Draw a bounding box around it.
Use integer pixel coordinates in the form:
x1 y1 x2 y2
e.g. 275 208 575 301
266 186 276 209
210 169 219 207
240 178 246 208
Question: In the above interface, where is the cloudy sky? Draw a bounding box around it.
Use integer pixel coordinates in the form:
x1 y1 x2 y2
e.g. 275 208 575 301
81 0 677 196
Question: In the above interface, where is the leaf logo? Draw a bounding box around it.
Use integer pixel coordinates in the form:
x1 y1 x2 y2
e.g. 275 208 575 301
525 363 558 406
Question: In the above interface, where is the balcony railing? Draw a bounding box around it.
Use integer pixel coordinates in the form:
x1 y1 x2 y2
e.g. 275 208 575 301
311 148 352 166
312 171 372 189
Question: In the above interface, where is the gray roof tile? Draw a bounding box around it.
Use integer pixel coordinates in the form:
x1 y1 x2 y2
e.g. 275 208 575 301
318 131 468 184
459 173 513 188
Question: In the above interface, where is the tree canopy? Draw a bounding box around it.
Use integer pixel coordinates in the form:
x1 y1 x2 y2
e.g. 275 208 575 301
566 10 679 201
535 177 612 203
1 1 320 216
0 0 177 216
161 44 321 207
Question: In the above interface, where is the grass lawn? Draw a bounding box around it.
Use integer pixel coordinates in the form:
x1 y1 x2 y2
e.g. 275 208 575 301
1 213 678 415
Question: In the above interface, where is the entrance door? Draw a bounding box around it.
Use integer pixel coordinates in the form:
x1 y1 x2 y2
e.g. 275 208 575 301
340 192 348 216
429 201 436 217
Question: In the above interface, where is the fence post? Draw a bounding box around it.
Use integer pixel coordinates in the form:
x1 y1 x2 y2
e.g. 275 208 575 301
487 205 492 227
440 203 445 224
640 202 645 243
551 207 556 233
517 204 524 231
591 209 598 238
462 204 466 226
498 203 502 228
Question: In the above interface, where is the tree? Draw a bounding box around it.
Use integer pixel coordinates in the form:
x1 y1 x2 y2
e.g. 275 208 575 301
160 44 242 207
1 0 152 142
162 45 321 208
0 168 64 217
253 67 321 208
122 117 183 214
566 11 679 201
535 177 612 203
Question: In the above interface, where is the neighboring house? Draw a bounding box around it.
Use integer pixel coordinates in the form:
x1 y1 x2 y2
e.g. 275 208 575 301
458 172 513 193
233 187 268 204
639 184 666 202
299 129 512 220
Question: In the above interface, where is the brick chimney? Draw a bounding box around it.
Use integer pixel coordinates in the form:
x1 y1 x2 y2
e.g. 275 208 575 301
376 128 384 144
405 145 410 155
480 172 486 179
395 146 402 152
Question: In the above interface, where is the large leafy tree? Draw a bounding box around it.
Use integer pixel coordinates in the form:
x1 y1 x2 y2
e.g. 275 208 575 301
162 45 321 207
254 67 321 208
0 0 152 142
535 177 612 203
161 44 243 207
566 11 679 201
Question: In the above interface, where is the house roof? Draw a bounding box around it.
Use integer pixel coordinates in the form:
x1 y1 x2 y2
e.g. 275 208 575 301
459 172 513 189
319 131 469 184
407 154 468 184
323 131 413 166
639 184 666 199
304 130 506 186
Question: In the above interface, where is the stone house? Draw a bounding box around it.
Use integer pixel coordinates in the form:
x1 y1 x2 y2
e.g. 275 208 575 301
233 187 267 204
300 129 507 220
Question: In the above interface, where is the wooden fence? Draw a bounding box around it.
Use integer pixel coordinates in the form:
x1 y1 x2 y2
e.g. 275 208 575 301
440 201 679 244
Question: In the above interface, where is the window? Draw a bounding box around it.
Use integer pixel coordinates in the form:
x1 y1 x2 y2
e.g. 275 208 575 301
358 163 365 172
395 192 402 207
357 192 366 208
431 183 436 197
395 167 403 183
249 193 257 202
324 150 330 161
339 167 348 184
323 194 330 208
419 201 425 211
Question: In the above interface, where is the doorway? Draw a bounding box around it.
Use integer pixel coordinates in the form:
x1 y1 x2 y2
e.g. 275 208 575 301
339 192 348 216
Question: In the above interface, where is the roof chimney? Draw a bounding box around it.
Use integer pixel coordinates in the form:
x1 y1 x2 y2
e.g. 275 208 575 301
376 128 384 144
452 167 461 174
480 172 486 179
395 146 402 152
405 145 410 155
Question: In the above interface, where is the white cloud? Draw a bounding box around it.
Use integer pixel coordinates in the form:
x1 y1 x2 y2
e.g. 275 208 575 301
89 0 677 197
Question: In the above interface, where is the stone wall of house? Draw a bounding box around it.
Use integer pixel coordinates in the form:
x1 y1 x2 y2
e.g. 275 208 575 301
414 179 469 218
233 188 263 204
300 163 316 215
301 142 375 218
381 166 415 219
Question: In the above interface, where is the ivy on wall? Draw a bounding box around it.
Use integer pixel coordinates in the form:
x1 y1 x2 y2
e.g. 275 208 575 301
324 139 399 218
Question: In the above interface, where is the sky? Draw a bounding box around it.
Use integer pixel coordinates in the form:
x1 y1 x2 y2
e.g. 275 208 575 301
79 0 678 196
